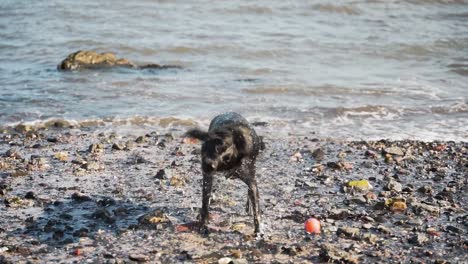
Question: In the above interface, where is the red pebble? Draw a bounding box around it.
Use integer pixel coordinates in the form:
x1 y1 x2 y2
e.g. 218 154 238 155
305 218 321 234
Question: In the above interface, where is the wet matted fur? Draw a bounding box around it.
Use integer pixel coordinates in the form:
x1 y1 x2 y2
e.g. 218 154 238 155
185 112 264 234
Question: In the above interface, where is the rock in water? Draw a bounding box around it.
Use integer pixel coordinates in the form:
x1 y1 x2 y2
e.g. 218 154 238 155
58 50 182 71
58 50 136 71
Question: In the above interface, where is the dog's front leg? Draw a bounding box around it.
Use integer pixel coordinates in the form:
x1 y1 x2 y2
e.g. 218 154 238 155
199 171 213 231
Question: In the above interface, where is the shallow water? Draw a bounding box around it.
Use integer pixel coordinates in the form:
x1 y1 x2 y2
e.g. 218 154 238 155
0 0 467 140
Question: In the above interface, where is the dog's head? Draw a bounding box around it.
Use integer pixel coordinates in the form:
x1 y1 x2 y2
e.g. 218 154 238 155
185 126 252 173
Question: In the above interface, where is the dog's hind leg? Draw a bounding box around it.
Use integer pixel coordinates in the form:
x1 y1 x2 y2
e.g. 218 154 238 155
240 163 262 234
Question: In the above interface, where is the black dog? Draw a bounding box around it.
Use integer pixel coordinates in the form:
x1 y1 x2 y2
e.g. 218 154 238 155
185 112 263 234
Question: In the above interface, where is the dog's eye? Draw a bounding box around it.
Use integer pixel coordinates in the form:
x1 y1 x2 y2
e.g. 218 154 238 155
223 155 230 162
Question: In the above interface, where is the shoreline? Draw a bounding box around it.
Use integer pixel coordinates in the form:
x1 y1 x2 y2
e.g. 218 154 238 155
0 124 466 263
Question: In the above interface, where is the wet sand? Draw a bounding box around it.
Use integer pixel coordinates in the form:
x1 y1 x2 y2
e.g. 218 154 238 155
0 123 466 263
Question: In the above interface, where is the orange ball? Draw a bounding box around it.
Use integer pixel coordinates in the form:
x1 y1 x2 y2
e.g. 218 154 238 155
305 218 321 234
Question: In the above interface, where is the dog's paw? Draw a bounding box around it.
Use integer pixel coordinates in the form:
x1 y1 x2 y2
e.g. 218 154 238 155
254 223 266 239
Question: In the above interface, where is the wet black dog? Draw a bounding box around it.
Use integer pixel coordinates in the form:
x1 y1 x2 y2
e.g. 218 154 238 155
185 112 264 234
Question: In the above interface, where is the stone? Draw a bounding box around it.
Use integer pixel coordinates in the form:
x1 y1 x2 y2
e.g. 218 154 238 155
154 169 167 180
337 227 360 239
81 161 100 171
408 233 429 246
112 143 126 151
346 180 373 192
218 257 234 264
5 148 23 159
384 147 404 156
129 253 149 262
71 192 92 202
89 143 104 153
385 179 402 192
320 243 358 264
92 208 116 224
411 202 440 215
58 50 181 71
311 148 325 161
58 50 136 71
24 191 36 200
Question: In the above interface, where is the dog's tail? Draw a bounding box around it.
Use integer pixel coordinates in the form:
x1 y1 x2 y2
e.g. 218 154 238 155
185 128 210 142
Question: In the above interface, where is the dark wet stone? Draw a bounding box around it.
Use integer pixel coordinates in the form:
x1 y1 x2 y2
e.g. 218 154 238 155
97 197 116 207
24 191 36 200
154 169 167 180
59 213 73 220
251 121 268 127
446 225 462 234
47 137 58 143
92 208 116 224
52 229 65 240
326 161 343 170
73 228 89 237
71 192 92 202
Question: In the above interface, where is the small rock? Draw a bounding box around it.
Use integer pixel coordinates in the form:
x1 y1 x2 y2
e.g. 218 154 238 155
112 143 126 151
89 143 104 153
54 152 69 162
346 180 373 192
154 169 167 180
362 223 373 230
337 227 360 239
24 191 36 200
377 225 391 234
320 243 358 264
81 161 100 171
311 148 325 161
365 150 378 158
408 233 429 246
385 179 402 192
47 137 58 143
384 146 404 156
218 257 234 264
135 136 146 143
170 175 185 187
5 148 23 159
11 170 29 177
446 225 462 234
129 253 149 262
411 202 440 215
362 233 378 244
349 197 367 205
71 192 92 202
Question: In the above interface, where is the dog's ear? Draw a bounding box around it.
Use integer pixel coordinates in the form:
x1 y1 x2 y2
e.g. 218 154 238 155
185 128 210 141
232 126 252 154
